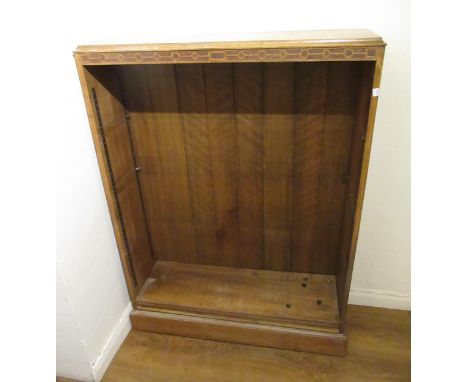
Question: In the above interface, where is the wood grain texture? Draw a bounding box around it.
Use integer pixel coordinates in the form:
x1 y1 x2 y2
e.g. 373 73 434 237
313 62 360 274
76 30 385 52
116 65 162 264
83 66 154 291
75 30 385 65
75 59 138 302
204 64 240 266
263 63 295 270
290 62 328 272
77 47 381 66
136 261 339 329
112 61 376 275
337 54 385 330
335 64 374 320
119 65 196 264
234 63 265 268
175 64 218 265
130 309 346 355
103 305 410 381
75 35 386 351
146 64 197 263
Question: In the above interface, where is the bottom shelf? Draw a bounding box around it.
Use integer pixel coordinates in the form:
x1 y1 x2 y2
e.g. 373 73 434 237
136 261 340 332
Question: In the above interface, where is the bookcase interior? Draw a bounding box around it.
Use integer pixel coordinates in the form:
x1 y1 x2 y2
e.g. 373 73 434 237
84 60 374 334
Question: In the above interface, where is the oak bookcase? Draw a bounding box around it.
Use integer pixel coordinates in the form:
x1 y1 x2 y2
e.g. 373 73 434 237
74 30 385 356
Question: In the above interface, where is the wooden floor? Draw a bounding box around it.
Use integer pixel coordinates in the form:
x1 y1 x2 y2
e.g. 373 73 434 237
102 305 410 381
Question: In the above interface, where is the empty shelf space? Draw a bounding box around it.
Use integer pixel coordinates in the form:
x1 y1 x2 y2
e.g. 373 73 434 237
136 261 340 331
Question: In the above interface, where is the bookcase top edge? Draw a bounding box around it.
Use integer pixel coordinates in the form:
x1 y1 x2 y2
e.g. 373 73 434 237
74 29 385 54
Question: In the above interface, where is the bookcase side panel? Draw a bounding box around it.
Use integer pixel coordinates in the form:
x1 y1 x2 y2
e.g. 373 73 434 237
75 59 155 299
336 48 385 330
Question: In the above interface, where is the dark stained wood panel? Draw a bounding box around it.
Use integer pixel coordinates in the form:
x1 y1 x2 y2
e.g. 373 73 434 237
313 62 359 274
263 63 295 271
204 64 240 266
145 65 197 263
114 62 365 275
174 64 218 265
290 62 328 272
137 261 339 330
117 66 166 263
233 63 265 268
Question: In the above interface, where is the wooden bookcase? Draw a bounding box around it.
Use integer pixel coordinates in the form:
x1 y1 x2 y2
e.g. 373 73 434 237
74 30 385 356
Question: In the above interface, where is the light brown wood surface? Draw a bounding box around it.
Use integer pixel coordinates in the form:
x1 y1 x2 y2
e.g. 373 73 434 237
136 261 339 329
74 30 385 65
75 29 384 53
131 309 346 355
84 66 155 290
102 305 410 382
336 53 385 331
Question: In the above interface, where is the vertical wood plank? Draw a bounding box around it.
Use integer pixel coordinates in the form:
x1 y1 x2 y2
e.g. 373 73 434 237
290 62 328 272
145 65 197 263
118 66 167 262
313 62 359 274
263 63 295 271
175 64 218 265
204 64 240 267
233 63 265 268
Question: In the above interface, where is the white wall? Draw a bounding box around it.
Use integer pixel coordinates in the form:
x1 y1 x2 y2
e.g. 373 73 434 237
56 0 410 379
56 30 132 380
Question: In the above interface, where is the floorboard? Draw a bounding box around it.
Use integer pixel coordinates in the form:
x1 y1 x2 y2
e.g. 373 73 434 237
102 305 410 381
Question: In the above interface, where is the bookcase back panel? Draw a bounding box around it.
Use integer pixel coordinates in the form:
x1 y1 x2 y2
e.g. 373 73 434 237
110 61 364 274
